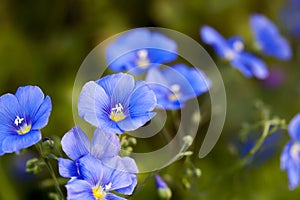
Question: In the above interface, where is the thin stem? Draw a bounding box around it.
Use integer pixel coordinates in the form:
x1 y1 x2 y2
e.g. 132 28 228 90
36 143 65 200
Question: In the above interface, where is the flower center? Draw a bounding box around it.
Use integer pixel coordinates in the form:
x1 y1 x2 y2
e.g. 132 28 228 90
136 49 150 68
14 116 31 135
110 103 126 122
168 84 182 101
92 186 105 200
233 41 244 52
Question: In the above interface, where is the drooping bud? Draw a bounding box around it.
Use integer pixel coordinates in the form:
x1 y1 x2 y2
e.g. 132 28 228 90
155 174 172 200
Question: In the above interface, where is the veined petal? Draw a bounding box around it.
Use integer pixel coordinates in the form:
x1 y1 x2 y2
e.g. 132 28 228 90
129 81 156 117
15 86 45 121
58 158 78 178
66 179 94 200
2 130 41 153
78 81 110 127
91 128 121 159
288 113 300 141
105 193 127 200
31 96 52 130
101 157 133 191
115 174 137 195
61 126 90 161
77 155 103 185
117 113 155 132
0 93 23 134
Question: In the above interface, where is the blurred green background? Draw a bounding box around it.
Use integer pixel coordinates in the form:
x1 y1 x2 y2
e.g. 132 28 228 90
0 0 299 199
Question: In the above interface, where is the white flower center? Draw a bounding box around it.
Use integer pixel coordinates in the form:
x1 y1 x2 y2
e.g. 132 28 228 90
291 142 300 162
110 103 126 122
233 41 244 52
14 116 31 135
136 49 150 68
169 84 182 101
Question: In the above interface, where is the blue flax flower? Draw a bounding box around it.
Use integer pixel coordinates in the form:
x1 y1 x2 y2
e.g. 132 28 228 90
0 86 52 155
58 126 138 196
200 26 269 79
106 28 177 74
78 73 157 134
281 114 300 190
66 155 134 200
145 64 211 110
250 14 292 60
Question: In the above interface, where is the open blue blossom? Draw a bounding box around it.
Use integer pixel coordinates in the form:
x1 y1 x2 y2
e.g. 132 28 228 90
200 26 269 79
78 73 157 134
281 113 300 190
145 64 211 110
250 14 292 60
58 126 138 196
0 86 52 155
66 155 134 200
106 28 177 74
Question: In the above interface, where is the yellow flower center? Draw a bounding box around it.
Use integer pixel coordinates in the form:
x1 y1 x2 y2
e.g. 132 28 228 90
136 49 150 68
92 186 105 200
110 103 126 122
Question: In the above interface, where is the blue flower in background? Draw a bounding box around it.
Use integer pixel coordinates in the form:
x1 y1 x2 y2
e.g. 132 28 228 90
66 155 134 200
58 126 138 195
281 114 300 190
280 0 300 38
250 14 292 60
0 86 52 155
145 64 210 110
78 73 157 134
106 28 177 74
155 174 172 200
200 26 269 79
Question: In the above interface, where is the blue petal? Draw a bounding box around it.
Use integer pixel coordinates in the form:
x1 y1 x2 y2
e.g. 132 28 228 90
115 174 137 195
91 128 120 159
58 158 78 178
78 81 110 128
288 113 300 141
2 130 41 153
61 126 90 161
200 26 229 58
31 96 52 130
231 53 269 79
15 86 45 122
66 179 94 200
155 174 168 189
250 14 292 60
77 155 103 185
0 93 23 135
101 157 133 191
281 142 292 170
117 113 156 132
128 80 156 117
119 157 139 174
105 193 127 200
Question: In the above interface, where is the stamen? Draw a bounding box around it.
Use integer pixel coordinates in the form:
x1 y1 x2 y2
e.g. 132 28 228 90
14 116 24 126
104 182 112 191
110 103 126 122
136 49 150 68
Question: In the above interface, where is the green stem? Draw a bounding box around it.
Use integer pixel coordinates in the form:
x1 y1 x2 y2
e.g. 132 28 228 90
36 143 65 200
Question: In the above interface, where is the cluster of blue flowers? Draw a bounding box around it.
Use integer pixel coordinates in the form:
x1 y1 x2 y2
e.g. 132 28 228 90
201 14 291 79
106 28 211 110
